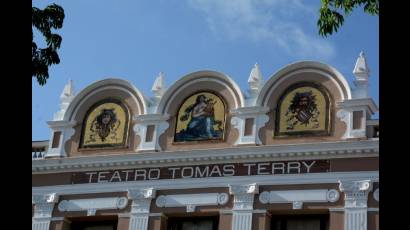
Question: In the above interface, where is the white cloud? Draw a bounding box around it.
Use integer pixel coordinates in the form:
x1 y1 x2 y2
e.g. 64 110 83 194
187 0 335 59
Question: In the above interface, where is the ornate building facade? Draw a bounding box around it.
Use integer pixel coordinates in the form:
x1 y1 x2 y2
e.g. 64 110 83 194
32 53 379 230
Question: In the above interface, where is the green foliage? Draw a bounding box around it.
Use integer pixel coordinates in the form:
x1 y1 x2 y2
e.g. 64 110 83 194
32 4 65 86
318 0 379 37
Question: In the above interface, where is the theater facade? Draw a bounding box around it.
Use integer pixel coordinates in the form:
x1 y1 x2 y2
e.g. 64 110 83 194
32 53 379 230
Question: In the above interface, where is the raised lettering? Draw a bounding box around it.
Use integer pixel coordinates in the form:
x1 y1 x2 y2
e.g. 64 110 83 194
209 165 222 177
182 167 194 178
272 163 285 174
109 171 122 182
85 172 97 183
134 169 147 180
148 169 160 180
302 161 316 173
97 172 109 183
123 170 134 181
223 164 235 176
257 163 270 175
195 166 209 178
287 162 301 174
243 163 256 175
168 167 180 179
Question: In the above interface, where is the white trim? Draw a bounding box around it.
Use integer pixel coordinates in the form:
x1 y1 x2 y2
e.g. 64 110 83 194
58 197 128 216
33 171 378 196
157 70 245 114
32 140 378 173
118 213 130 218
368 208 379 212
149 213 167 218
64 79 147 121
155 193 229 212
50 217 66 222
257 61 352 106
258 189 340 209
329 207 345 212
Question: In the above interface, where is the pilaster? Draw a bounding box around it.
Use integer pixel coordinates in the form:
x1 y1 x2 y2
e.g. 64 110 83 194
32 193 59 230
229 184 259 230
339 180 372 230
127 188 156 230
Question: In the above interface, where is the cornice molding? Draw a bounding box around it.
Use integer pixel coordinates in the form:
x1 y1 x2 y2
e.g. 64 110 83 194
32 140 379 173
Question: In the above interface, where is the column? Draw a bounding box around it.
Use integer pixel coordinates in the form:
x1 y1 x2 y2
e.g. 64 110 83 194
339 180 372 230
229 183 258 230
127 188 156 230
32 193 59 230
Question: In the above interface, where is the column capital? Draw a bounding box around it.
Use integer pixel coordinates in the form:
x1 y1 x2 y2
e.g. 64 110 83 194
127 188 156 200
32 193 59 205
229 183 259 195
339 180 372 193
339 180 372 209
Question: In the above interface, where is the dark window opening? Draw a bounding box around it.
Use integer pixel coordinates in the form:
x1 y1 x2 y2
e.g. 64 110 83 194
69 216 118 230
271 214 329 230
51 131 61 148
352 111 363 130
146 125 155 142
167 216 219 230
244 118 254 136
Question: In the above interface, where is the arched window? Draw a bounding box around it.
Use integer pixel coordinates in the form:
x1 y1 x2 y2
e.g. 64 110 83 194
174 91 226 143
275 82 332 137
80 99 130 148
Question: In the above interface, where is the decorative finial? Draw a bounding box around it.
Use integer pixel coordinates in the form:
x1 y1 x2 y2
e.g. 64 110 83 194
353 51 370 80
152 72 165 99
248 63 263 91
54 79 76 120
352 51 370 99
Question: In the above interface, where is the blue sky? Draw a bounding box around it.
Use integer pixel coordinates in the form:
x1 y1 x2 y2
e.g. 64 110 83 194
32 0 379 140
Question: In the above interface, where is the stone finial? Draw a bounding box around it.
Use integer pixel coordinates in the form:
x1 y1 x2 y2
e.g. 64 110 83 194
353 51 370 81
54 79 75 120
152 72 165 98
248 63 263 93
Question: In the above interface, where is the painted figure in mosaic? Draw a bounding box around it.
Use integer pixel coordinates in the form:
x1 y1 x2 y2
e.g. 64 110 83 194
176 94 223 141
89 109 120 142
285 91 320 130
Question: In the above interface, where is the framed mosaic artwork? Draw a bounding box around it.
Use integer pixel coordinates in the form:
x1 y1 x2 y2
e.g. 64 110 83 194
274 82 332 137
174 91 226 143
80 99 130 148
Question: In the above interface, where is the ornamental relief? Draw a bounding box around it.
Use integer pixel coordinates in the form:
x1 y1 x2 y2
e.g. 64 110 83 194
174 91 226 143
275 82 332 137
80 99 130 149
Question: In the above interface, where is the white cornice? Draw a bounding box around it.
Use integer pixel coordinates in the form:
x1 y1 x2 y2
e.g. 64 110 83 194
32 140 378 174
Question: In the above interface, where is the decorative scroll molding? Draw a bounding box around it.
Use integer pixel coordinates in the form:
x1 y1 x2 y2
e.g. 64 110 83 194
258 189 339 209
58 197 128 216
230 106 270 145
45 120 77 158
133 114 170 151
373 188 379 202
155 193 229 213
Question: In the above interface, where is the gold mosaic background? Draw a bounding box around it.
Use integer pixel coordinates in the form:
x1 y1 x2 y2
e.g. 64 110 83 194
81 102 128 147
278 86 328 133
175 92 225 135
